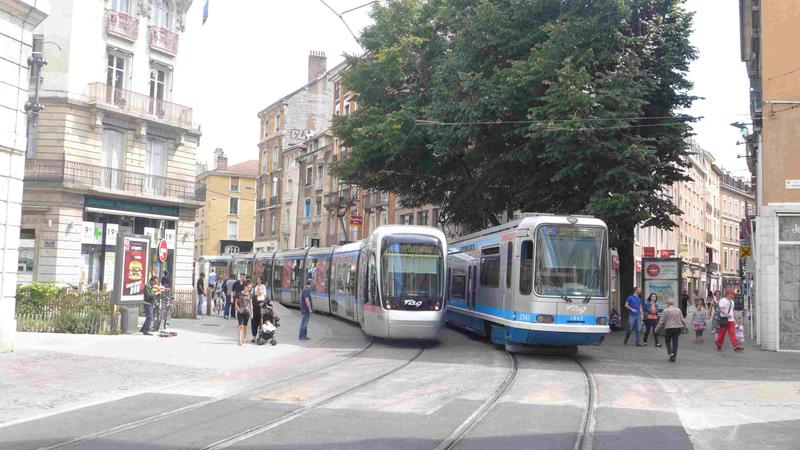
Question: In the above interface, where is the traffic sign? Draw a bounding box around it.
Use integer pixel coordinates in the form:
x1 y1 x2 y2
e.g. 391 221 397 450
350 214 363 225
158 239 168 262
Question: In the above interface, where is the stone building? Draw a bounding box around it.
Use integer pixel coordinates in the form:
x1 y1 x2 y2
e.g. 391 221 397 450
0 0 49 353
720 171 755 292
254 51 343 251
20 0 201 292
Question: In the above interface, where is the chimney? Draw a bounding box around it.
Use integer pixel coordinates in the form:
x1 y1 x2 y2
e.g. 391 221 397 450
308 50 327 82
214 148 227 171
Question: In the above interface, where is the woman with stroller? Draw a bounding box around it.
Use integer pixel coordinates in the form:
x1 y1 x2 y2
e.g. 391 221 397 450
251 277 267 343
235 281 253 345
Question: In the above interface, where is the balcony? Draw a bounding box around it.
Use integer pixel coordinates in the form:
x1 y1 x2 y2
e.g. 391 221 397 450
324 189 357 210
312 215 321 225
706 232 713 244
281 223 291 234
284 193 293 204
86 83 193 129
25 158 202 202
195 184 206 200
257 198 267 210
269 195 279 207
105 10 138 42
365 191 389 211
148 26 179 55
301 217 310 226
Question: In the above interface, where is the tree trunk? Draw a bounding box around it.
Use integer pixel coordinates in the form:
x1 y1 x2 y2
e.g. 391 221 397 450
616 230 635 328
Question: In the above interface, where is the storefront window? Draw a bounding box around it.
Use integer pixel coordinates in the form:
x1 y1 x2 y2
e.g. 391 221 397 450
18 229 36 284
779 217 800 350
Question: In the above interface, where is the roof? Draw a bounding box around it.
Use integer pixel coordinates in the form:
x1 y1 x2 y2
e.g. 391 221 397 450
256 62 347 117
197 160 259 181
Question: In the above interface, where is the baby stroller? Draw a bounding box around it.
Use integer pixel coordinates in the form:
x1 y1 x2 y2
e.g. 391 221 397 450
256 301 280 346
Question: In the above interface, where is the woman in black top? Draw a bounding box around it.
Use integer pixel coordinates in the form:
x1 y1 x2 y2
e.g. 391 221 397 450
235 281 253 345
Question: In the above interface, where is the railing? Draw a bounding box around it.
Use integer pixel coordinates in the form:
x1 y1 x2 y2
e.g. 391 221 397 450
105 9 138 41
324 189 357 209
148 25 179 54
269 195 279 206
195 184 206 200
25 158 202 201
86 82 193 129
256 198 267 210
365 191 389 210
312 215 321 225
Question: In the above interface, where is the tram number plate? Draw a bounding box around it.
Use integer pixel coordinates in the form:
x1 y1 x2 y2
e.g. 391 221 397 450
568 315 585 322
516 312 532 322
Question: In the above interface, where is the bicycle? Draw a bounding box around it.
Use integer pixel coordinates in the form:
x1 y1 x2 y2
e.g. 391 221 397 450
152 289 175 332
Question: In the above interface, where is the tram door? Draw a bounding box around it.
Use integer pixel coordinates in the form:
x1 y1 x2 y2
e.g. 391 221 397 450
466 264 478 310
291 259 303 305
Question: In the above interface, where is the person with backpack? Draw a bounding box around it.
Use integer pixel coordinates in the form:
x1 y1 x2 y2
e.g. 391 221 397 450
642 293 662 347
716 289 743 352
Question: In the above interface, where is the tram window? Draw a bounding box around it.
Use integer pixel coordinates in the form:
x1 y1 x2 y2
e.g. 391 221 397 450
479 247 500 287
273 260 282 287
451 274 466 299
505 242 513 289
519 240 533 295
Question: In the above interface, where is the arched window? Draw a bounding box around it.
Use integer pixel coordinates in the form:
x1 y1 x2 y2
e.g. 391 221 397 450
151 0 170 29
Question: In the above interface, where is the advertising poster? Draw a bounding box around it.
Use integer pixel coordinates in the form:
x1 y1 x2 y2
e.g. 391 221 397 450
643 280 679 312
113 235 151 304
105 224 119 246
642 258 681 312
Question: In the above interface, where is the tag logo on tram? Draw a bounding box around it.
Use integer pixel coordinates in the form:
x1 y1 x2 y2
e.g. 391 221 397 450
403 299 423 308
565 305 588 314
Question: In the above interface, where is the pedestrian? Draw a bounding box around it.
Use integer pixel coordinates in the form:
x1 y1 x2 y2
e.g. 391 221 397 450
655 300 687 362
227 273 245 320
710 290 721 338
224 276 235 319
691 297 707 343
609 308 621 331
236 281 253 345
160 270 171 290
642 293 662 347
196 272 206 316
706 290 714 311
735 316 745 347
208 268 217 291
141 276 158 336
623 287 644 347
680 289 690 318
299 280 313 341
250 276 267 343
716 289 743 352
214 275 225 315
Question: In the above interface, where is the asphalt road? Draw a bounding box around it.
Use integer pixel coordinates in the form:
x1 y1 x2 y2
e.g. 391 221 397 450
2 305 800 450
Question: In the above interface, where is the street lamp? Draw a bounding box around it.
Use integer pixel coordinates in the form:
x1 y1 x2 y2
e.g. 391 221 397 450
730 121 752 138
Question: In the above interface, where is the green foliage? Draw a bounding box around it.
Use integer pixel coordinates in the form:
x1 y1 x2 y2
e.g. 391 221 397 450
15 285 114 334
15 283 61 315
333 0 697 295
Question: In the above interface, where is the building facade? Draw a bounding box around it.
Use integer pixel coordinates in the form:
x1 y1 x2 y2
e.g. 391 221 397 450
21 0 201 293
720 171 755 292
195 150 257 257
254 51 343 251
0 0 49 353
741 0 800 351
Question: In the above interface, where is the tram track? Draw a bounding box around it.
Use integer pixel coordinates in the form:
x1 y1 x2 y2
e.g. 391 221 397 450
572 356 598 450
36 337 374 450
200 345 427 450
433 352 519 450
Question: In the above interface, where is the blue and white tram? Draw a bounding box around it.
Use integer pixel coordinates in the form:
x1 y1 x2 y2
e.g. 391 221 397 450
245 225 447 340
446 214 610 350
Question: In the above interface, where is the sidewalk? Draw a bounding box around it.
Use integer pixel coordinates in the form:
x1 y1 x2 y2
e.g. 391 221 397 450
0 312 306 426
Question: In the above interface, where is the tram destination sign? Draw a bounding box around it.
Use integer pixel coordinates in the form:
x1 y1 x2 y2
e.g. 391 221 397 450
86 197 179 217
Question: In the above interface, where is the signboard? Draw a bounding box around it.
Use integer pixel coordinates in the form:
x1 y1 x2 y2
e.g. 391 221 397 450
786 180 800 190
158 239 168 262
350 214 363 225
85 196 179 217
643 247 656 258
105 224 119 246
660 249 671 258
642 258 681 312
164 229 176 250
81 221 95 244
112 235 151 304
680 243 689 254
740 246 753 258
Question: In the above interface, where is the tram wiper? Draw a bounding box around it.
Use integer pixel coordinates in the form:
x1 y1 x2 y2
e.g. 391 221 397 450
562 295 572 303
582 292 591 303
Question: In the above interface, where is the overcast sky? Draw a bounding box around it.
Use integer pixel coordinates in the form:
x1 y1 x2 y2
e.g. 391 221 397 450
175 0 751 177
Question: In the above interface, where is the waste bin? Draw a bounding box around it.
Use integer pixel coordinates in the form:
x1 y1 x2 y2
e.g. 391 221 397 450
120 306 140 334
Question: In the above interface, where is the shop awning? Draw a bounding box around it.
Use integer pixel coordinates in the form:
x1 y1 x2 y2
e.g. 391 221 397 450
85 207 179 221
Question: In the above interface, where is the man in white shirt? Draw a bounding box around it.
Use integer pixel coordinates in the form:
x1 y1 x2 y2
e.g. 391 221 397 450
716 289 743 352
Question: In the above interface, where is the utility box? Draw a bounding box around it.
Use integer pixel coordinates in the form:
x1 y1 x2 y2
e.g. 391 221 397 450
120 306 140 334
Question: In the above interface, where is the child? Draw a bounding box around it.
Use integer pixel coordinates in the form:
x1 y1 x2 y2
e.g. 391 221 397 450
609 308 622 331
735 316 745 347
691 298 706 343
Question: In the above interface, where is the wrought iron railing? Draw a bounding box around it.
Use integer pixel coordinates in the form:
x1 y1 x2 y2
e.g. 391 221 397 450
257 198 267 210
86 82 193 129
269 195 279 206
148 25 179 54
105 9 139 41
25 158 202 201
365 190 389 210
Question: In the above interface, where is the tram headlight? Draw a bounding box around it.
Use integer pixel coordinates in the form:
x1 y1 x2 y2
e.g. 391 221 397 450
596 317 608 325
384 302 392 309
536 314 555 323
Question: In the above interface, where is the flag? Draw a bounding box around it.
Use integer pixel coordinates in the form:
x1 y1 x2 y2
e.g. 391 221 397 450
202 0 209 25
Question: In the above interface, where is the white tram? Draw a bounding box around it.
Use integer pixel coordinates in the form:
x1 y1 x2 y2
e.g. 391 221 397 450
446 214 610 350
238 225 447 340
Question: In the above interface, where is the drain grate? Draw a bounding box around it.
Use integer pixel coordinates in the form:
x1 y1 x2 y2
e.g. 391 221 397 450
201 323 222 327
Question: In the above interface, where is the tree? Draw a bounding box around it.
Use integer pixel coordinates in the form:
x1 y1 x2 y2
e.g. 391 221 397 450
333 0 697 299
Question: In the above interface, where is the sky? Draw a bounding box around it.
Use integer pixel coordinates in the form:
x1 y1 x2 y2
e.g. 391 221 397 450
176 0 751 177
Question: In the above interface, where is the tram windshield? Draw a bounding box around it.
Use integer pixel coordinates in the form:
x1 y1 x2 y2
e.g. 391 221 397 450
534 225 607 298
381 234 444 303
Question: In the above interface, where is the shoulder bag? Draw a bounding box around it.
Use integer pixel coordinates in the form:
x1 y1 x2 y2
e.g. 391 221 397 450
718 301 731 328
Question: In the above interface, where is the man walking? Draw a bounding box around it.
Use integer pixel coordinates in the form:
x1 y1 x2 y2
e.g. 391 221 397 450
716 289 743 352
299 280 313 340
624 287 644 347
196 272 206 316
680 289 690 318
141 276 158 335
